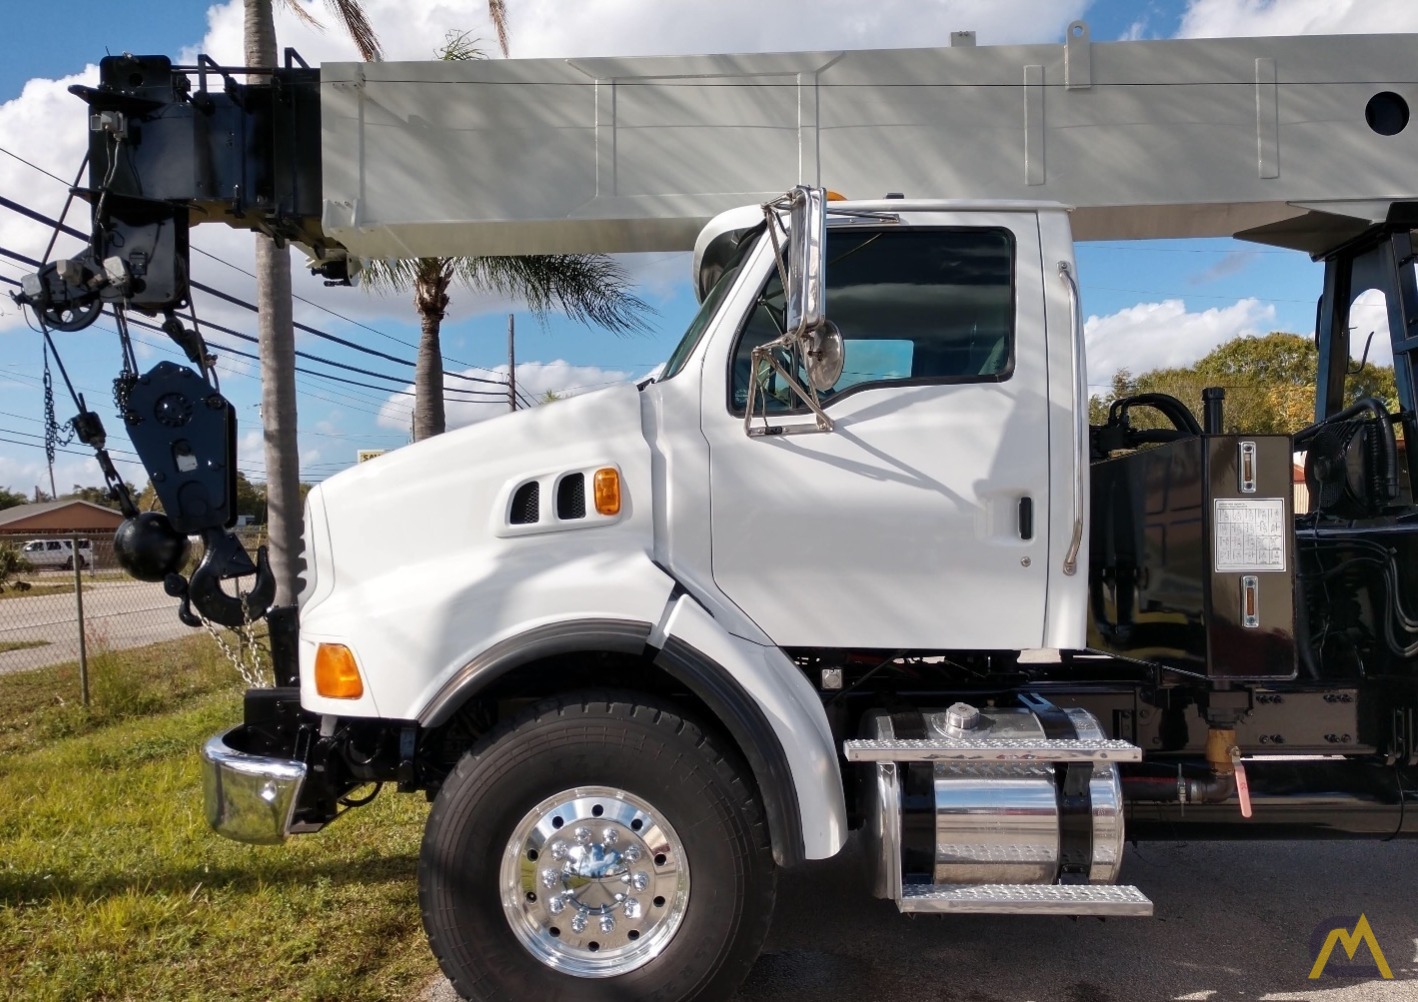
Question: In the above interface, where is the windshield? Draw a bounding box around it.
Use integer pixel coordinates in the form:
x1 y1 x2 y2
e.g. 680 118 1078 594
659 233 760 382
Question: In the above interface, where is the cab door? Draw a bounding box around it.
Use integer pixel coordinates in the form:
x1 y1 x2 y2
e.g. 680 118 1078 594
701 212 1052 649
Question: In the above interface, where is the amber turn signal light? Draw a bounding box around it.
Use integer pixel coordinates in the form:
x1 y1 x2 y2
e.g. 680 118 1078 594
593 467 621 516
314 643 364 699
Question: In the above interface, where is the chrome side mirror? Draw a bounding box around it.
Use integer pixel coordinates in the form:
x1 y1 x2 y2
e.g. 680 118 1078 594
784 185 827 335
744 187 842 437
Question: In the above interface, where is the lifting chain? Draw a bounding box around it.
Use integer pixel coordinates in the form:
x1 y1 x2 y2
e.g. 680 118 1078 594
197 550 272 690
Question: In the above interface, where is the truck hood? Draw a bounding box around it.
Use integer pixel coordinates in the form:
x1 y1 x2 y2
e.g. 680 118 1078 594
296 383 670 719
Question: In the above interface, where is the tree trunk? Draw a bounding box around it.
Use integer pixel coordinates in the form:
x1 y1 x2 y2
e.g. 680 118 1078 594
413 261 450 440
246 0 304 606
414 311 446 439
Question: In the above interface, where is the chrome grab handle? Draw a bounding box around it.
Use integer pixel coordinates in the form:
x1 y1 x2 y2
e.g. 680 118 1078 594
1057 261 1085 577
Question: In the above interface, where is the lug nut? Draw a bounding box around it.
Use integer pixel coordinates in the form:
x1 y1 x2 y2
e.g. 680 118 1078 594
547 895 565 915
623 898 642 919
574 826 592 844
541 868 560 889
632 871 650 891
550 840 568 860
570 913 588 934
624 845 642 862
602 827 619 845
599 915 615 934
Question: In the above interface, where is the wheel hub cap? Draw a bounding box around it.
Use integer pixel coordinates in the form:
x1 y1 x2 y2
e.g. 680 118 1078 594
500 786 690 977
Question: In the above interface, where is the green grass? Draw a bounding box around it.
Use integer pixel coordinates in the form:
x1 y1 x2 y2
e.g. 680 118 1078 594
0 572 133 602
0 637 437 1001
0 640 49 654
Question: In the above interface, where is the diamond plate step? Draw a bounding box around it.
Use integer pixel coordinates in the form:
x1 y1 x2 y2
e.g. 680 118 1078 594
843 736 1142 764
898 883 1153 916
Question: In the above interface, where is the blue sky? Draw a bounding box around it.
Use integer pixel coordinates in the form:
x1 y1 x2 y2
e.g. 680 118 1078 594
0 0 1409 495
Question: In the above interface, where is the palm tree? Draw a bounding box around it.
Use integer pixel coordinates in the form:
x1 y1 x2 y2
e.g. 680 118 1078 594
244 0 380 606
361 32 653 440
365 253 651 439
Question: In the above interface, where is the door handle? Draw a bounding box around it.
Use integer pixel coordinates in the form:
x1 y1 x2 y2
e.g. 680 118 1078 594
1018 496 1034 541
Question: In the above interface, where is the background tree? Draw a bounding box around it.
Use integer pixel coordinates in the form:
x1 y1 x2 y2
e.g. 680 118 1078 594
1089 332 1398 435
0 488 25 511
62 483 138 510
245 0 380 605
362 33 653 440
134 471 270 523
0 543 32 594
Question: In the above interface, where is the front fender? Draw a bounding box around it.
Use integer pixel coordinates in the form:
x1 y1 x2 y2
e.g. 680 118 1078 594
655 595 847 864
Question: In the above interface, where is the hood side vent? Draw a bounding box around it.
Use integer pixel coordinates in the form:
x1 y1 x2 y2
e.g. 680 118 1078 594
510 481 540 524
557 473 586 520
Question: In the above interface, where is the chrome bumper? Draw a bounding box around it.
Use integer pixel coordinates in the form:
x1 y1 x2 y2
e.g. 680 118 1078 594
201 726 308 845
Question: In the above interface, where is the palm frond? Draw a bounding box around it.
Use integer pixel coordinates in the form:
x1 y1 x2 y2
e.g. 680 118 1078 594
272 0 381 61
441 30 486 62
452 255 655 335
275 0 323 32
358 257 423 293
324 0 382 60
487 0 510 57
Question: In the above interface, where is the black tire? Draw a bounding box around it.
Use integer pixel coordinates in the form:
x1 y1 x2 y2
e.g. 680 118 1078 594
61 557 74 570
419 691 776 1002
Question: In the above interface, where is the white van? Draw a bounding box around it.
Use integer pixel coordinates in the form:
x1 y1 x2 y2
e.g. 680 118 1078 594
20 539 92 570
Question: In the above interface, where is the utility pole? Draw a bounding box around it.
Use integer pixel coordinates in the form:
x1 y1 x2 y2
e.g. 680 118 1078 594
507 314 517 412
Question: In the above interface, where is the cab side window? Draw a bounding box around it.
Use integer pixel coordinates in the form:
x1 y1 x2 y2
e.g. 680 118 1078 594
730 227 1015 412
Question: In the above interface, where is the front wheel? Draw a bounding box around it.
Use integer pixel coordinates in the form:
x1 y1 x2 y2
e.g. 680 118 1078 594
419 692 776 1002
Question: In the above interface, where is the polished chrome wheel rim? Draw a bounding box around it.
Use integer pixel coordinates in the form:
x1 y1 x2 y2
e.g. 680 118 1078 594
499 786 691 977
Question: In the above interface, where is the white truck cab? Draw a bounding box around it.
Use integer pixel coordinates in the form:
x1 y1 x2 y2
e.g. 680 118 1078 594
28 32 1418 1002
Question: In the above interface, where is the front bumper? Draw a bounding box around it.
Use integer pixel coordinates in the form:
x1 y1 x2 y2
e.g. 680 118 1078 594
201 726 308 845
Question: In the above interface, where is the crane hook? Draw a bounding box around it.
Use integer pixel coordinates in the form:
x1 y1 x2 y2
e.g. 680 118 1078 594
175 529 278 628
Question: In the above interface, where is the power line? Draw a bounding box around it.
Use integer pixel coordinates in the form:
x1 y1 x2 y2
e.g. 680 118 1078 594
0 146 68 185
186 242 506 376
115 308 510 400
0 240 510 402
0 144 577 382
0 195 510 390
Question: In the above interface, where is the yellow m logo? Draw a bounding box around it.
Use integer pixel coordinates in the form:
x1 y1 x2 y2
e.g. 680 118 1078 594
1309 914 1393 980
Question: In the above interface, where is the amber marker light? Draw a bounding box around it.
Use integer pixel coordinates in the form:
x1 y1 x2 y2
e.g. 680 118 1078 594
593 467 622 516
315 643 364 699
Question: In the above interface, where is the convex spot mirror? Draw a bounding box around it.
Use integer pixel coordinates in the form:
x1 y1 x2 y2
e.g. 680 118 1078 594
804 321 844 391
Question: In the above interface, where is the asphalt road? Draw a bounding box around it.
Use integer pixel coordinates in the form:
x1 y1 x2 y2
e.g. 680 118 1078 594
0 578 190 674
422 837 1418 1002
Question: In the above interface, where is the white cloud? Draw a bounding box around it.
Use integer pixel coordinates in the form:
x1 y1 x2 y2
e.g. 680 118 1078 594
1178 0 1418 37
1348 288 1394 368
237 428 266 481
186 0 1090 69
1085 297 1277 387
376 359 634 431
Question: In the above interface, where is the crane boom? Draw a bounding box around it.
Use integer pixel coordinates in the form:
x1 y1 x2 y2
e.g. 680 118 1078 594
33 22 1418 320
321 22 1418 260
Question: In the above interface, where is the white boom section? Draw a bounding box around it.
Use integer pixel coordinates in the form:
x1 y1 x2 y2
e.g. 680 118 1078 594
319 23 1418 260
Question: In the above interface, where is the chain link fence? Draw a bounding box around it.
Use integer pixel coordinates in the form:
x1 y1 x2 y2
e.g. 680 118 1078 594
0 528 268 690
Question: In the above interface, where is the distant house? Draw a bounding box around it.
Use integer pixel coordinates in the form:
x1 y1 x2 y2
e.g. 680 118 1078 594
0 500 126 537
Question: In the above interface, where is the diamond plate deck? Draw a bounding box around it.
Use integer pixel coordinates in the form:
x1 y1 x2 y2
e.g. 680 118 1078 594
898 883 1153 916
843 737 1142 764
